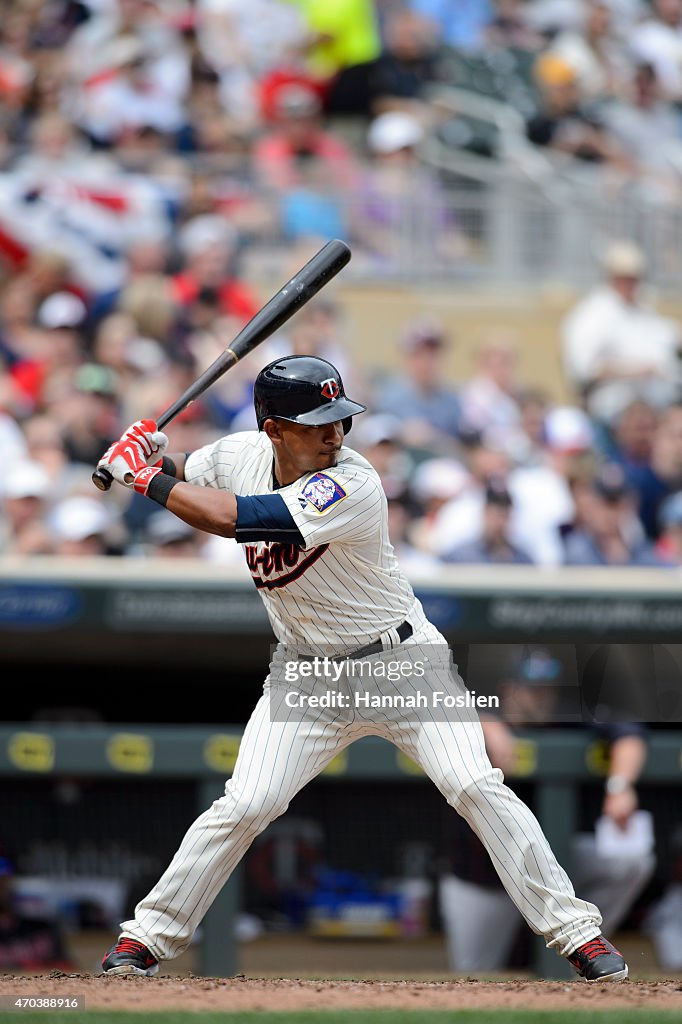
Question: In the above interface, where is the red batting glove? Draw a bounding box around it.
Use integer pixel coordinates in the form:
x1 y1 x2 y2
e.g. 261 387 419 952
97 436 149 487
119 419 168 467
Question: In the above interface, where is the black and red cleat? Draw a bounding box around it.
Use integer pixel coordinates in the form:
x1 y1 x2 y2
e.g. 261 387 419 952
567 935 628 981
101 937 159 976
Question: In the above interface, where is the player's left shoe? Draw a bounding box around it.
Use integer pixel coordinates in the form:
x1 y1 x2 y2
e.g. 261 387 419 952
566 935 628 981
101 937 159 976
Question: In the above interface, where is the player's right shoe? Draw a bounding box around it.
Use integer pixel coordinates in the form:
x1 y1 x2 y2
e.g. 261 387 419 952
101 937 159 976
566 935 628 981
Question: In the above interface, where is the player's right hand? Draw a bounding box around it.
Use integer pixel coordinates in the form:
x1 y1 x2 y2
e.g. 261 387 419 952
118 419 169 467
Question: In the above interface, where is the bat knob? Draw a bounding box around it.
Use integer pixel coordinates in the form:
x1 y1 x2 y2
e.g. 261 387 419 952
92 467 114 492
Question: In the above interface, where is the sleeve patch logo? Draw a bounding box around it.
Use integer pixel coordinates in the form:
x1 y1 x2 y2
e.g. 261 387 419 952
301 473 347 513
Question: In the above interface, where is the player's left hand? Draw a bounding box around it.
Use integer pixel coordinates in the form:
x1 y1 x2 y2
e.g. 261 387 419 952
97 418 169 489
97 438 165 496
97 436 149 487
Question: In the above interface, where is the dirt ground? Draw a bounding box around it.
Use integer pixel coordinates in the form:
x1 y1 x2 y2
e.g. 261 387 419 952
2 932 681 1014
1 972 682 1013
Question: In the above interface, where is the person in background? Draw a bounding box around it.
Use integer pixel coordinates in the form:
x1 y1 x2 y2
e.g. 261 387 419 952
560 240 682 426
643 822 682 971
428 428 512 556
431 405 593 565
502 386 552 468
87 225 172 332
13 290 90 416
0 404 29 483
252 81 361 194
193 0 313 134
48 494 120 557
278 157 350 251
484 0 548 51
601 61 682 203
373 318 461 451
525 53 635 172
89 312 169 421
350 412 416 500
0 461 53 555
438 648 655 973
441 476 535 564
629 0 682 103
171 214 259 329
542 1 632 104
653 490 682 564
602 398 659 473
68 31 187 149
386 489 441 575
57 363 122 469
323 4 443 118
561 462 666 566
406 0 494 53
290 0 383 88
274 298 355 390
0 855 75 972
140 507 205 559
618 403 682 542
357 110 465 272
457 332 522 443
21 412 69 489
408 456 473 557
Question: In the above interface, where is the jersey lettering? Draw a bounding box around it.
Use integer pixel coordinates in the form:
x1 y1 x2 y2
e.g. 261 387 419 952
244 542 329 590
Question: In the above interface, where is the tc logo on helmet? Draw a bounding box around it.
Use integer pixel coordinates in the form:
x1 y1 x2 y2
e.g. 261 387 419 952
320 378 340 400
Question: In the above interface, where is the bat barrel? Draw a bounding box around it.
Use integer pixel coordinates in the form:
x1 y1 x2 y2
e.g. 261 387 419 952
230 239 351 361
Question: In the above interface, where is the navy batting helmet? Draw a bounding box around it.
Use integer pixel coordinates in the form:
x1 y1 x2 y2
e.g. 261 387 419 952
254 355 366 434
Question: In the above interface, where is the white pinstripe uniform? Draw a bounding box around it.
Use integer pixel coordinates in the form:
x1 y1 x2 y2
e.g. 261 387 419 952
120 431 603 962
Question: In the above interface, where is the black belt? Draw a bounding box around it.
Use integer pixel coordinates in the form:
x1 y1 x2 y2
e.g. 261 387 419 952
346 620 413 661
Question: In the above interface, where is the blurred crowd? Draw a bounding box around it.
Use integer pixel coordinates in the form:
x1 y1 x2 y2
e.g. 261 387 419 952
354 241 682 575
1 0 682 567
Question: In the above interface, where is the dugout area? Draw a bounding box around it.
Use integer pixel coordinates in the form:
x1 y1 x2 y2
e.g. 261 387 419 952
1 716 682 984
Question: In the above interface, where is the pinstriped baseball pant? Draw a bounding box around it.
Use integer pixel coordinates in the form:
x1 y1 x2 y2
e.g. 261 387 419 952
121 636 602 963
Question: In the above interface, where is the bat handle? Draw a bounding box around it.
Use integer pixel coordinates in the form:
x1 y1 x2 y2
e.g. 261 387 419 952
92 466 114 492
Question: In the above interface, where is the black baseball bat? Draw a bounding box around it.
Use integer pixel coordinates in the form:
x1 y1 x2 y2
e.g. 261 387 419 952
92 238 352 491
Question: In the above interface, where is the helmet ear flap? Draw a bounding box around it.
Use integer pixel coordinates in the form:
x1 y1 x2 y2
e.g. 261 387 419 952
342 417 352 435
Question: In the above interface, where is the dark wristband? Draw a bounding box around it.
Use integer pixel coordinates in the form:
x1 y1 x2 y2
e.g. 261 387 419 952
161 455 177 478
146 472 180 508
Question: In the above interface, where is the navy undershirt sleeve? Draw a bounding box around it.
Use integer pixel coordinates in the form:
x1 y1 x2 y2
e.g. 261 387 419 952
235 493 305 545
591 721 648 743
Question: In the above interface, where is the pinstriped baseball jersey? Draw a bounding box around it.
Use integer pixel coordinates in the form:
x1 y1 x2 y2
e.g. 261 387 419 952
184 430 420 652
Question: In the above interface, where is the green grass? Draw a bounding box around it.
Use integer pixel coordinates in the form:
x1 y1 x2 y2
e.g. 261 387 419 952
2 1012 680 1024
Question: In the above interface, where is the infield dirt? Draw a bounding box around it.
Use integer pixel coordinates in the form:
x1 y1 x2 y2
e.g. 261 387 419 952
1 974 682 1013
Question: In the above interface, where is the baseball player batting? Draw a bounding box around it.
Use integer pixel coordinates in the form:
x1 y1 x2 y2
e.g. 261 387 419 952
97 355 628 982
